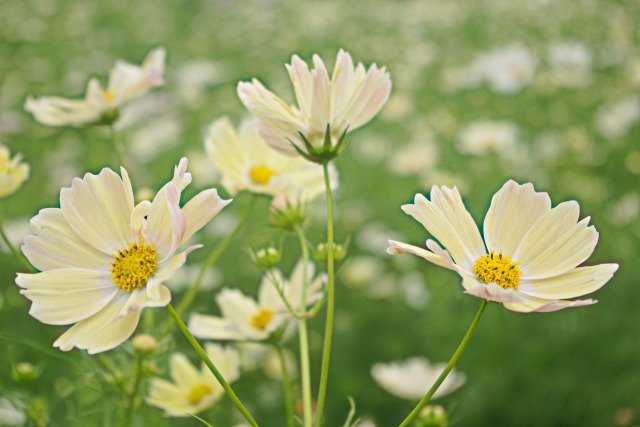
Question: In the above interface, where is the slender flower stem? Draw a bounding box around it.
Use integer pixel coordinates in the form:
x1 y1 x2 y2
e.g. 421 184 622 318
314 163 336 427
170 195 256 324
398 300 489 427
110 125 127 169
166 303 259 427
119 358 144 427
275 345 295 427
295 226 313 427
0 219 35 273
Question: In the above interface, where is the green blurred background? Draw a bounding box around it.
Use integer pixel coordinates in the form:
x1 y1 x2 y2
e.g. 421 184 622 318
1 0 639 426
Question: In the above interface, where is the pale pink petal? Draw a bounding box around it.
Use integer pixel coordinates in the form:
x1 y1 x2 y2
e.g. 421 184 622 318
17 269 117 325
464 282 522 304
483 180 551 256
514 202 599 279
330 49 356 121
145 182 185 260
310 55 331 131
23 208 110 271
387 239 456 271
286 55 313 120
60 168 133 255
503 295 597 313
518 264 618 300
180 189 232 246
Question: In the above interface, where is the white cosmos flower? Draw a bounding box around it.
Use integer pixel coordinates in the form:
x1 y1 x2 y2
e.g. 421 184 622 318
189 260 323 341
371 357 465 400
388 180 618 312
24 47 166 127
464 43 536 94
237 49 391 161
146 343 240 417
457 120 519 156
0 398 25 426
0 144 29 198
16 158 230 354
205 116 337 199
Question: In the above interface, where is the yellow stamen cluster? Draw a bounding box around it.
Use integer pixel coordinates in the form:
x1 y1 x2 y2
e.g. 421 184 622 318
103 89 115 103
249 165 276 185
250 308 275 330
187 383 212 405
109 241 158 292
473 250 522 290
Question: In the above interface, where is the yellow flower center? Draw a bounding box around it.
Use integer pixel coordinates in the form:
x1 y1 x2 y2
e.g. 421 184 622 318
249 165 276 185
109 242 158 292
250 308 275 330
473 250 522 290
187 383 212 405
103 89 115 103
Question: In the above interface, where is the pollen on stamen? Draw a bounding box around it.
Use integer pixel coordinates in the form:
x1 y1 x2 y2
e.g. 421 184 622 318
473 249 522 290
249 165 276 185
250 308 275 330
109 241 158 292
187 383 212 405
103 89 115 103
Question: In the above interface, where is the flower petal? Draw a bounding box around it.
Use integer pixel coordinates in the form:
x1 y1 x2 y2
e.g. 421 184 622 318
387 239 456 271
286 55 313 121
180 189 232 246
483 180 551 256
518 263 618 300
53 292 141 354
146 182 185 260
464 282 522 304
188 314 240 340
60 168 133 255
503 295 597 313
23 208 110 271
513 201 599 279
17 269 117 325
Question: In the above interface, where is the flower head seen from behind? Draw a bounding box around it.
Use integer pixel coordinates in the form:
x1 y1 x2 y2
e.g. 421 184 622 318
146 343 240 417
17 158 230 354
205 116 337 199
237 49 391 163
25 47 166 127
0 144 29 198
388 180 618 312
189 260 324 341
371 357 465 400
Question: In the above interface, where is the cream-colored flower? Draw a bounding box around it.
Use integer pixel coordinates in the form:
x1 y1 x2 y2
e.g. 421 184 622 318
237 49 391 161
0 398 25 425
388 180 618 312
205 117 337 198
457 120 518 156
189 260 323 341
0 144 29 198
24 47 166 127
371 357 465 400
16 158 230 354
146 343 240 417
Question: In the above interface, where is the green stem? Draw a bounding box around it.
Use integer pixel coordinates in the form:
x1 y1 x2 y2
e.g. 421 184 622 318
398 300 488 427
314 163 336 427
119 358 143 427
295 226 313 427
0 220 35 273
172 195 256 321
166 304 259 427
275 345 295 427
110 125 126 169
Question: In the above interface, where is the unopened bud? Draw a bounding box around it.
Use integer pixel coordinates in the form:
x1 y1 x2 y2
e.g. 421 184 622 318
416 405 447 427
12 362 38 382
270 194 306 231
314 240 348 263
131 334 158 356
252 246 282 269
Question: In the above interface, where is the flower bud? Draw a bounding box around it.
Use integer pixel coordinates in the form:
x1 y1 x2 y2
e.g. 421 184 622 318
131 333 158 356
313 238 349 263
252 246 282 269
12 362 39 382
416 405 448 427
269 194 306 231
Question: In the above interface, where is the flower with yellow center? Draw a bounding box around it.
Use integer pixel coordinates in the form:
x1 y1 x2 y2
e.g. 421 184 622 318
237 49 391 162
24 47 165 127
189 260 324 341
16 158 231 353
204 116 337 199
146 343 240 417
0 144 29 198
387 180 618 312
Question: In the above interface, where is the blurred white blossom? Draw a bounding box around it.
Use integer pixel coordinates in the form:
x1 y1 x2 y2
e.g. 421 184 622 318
546 41 593 88
0 144 29 198
595 96 640 139
458 120 519 155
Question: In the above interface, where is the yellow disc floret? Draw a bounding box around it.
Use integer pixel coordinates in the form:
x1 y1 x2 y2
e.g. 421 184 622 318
109 241 158 292
187 383 212 405
473 250 522 290
103 89 115 103
249 165 276 185
250 308 275 330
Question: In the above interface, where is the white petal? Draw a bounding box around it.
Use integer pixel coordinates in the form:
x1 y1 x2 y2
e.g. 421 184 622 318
146 182 186 260
216 288 259 321
180 189 231 246
518 264 618 300
148 251 187 300
188 314 240 340
204 343 241 382
17 269 117 325
23 208 110 271
503 295 597 313
387 239 456 271
464 282 522 304
286 55 313 121
169 353 202 385
483 180 551 256
60 168 133 255
514 201 599 279
53 292 142 354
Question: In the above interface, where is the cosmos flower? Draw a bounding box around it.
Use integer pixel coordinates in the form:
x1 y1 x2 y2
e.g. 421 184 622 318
24 47 166 127
204 116 337 199
237 49 391 162
0 144 29 198
16 158 230 353
146 343 240 417
371 357 465 400
189 260 323 341
388 180 618 312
